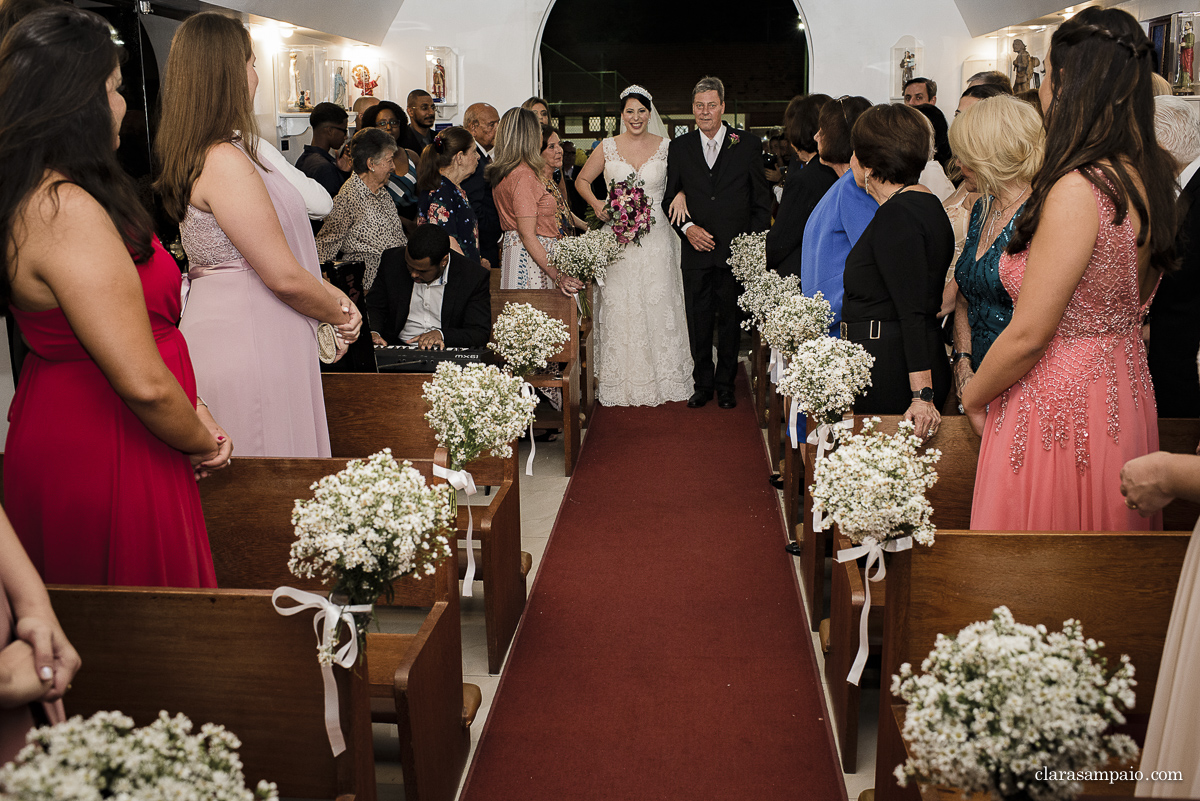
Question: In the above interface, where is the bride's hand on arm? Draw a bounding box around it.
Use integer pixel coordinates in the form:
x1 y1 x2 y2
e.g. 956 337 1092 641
194 143 347 327
21 185 218 458
575 147 610 222
668 193 689 226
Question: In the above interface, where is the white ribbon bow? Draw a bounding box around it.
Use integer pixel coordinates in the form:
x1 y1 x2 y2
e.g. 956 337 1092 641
271 587 373 756
521 382 537 477
833 535 913 685
807 418 855 534
768 348 785 385
433 463 478 597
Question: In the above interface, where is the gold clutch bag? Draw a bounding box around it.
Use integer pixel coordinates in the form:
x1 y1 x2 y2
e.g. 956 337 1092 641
317 322 339 364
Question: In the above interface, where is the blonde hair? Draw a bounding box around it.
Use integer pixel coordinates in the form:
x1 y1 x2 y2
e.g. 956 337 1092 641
1151 72 1173 97
948 94 1044 211
154 12 261 222
486 107 544 186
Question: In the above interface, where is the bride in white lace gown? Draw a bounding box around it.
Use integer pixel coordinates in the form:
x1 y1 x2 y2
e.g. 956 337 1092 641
575 86 694 406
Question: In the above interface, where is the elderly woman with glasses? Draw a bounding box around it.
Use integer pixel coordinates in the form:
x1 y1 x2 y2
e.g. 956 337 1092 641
361 100 420 222
316 127 406 289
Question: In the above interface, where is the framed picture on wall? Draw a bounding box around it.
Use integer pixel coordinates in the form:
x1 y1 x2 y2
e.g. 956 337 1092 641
1149 14 1173 79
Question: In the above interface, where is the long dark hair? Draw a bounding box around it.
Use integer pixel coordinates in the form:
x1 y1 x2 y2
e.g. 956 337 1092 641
417 126 474 193
1007 7 1177 272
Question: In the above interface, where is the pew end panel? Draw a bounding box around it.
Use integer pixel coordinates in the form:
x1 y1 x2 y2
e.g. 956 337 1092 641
49 586 375 801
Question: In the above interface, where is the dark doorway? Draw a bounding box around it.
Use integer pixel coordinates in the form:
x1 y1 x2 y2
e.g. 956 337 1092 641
539 0 807 142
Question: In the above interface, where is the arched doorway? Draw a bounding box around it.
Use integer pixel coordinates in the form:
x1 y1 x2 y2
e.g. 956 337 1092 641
532 0 810 142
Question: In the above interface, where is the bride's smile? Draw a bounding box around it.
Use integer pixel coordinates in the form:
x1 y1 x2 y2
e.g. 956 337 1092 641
623 102 650 136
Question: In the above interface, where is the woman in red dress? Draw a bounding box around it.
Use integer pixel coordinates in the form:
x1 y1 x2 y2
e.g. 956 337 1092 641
0 6 232 586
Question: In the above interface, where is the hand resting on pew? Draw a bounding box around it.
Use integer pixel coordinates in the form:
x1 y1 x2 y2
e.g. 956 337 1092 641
1120 451 1200 517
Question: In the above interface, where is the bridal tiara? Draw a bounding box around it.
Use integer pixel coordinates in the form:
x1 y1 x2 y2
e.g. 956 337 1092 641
620 84 653 102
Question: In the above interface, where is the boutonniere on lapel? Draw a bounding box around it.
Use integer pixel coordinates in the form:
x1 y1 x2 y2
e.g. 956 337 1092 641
725 131 740 150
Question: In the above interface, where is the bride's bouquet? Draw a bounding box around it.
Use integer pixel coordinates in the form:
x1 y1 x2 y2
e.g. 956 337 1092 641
603 174 655 246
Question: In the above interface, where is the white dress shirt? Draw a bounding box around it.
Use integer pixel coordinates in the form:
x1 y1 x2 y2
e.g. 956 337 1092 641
1179 154 1200 197
399 261 451 341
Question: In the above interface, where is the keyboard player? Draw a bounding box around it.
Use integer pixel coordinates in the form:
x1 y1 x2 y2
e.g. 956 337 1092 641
366 224 491 350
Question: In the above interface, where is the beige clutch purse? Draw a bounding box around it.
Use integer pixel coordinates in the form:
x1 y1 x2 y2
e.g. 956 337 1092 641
317 322 339 364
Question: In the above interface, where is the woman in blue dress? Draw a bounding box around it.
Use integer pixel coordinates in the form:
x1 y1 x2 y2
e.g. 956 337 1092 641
948 95 1045 399
416 126 486 266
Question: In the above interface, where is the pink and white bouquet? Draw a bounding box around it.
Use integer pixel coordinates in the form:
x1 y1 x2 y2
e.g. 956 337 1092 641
603 174 655 246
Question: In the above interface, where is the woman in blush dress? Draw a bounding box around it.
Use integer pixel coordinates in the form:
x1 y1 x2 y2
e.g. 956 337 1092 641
961 7 1177 531
156 12 362 458
1 6 230 587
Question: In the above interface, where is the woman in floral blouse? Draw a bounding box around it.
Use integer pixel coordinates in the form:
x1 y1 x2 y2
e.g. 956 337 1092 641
415 126 487 266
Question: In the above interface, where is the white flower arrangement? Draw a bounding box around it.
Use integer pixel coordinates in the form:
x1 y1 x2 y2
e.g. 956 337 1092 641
0 710 278 800
728 231 768 284
423 361 539 470
489 302 570 378
893 606 1138 800
290 449 453 630
758 291 834 355
737 269 801 333
778 336 875 425
549 228 622 285
811 418 940 546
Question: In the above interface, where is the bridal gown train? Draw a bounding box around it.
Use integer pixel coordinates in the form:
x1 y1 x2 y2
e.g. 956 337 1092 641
594 137 694 406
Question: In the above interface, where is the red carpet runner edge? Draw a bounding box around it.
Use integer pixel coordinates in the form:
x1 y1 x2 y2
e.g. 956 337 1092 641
460 369 845 800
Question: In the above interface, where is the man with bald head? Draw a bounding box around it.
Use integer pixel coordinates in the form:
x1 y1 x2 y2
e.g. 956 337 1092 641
462 102 501 268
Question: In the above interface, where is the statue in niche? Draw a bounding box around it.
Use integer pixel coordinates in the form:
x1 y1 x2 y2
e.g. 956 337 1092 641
352 64 378 97
287 50 300 110
900 50 915 93
431 58 446 101
1177 21 1194 94
1012 39 1040 93
332 66 348 108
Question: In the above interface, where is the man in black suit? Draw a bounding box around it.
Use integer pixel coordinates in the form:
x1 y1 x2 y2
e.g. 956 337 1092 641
462 102 501 269
366 225 491 350
662 76 772 409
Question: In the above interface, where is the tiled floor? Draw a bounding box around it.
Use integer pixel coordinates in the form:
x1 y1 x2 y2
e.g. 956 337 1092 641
367 400 881 801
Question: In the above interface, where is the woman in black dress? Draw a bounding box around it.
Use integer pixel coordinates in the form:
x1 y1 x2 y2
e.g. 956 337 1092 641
765 93 834 278
843 103 953 438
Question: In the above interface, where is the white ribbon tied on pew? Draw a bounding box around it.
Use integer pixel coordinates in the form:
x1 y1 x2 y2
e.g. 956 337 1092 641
271 586 373 756
834 535 913 686
768 347 784 385
808 418 855 534
522 382 537 477
433 463 478 597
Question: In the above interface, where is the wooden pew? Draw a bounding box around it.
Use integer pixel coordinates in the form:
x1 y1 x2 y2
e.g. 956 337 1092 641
198 456 475 801
490 288 589 477
51 585 376 801
322 372 528 674
872 530 1191 801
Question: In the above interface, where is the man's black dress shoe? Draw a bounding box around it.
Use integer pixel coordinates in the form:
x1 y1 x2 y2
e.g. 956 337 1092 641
785 541 802 556
768 473 784 490
717 391 737 409
687 390 713 408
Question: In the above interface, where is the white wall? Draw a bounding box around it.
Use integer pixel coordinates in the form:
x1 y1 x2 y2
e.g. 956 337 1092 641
377 0 996 121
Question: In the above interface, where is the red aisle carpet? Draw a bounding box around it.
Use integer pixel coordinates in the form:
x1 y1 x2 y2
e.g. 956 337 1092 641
460 370 844 800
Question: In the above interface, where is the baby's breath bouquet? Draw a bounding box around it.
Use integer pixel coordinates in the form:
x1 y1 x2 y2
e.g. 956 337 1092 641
489 302 570 377
737 269 801 333
0 710 278 801
550 228 622 285
811 418 940 546
894 606 1138 801
758 291 834 356
289 449 453 652
423 361 538 471
728 231 767 284
779 335 874 426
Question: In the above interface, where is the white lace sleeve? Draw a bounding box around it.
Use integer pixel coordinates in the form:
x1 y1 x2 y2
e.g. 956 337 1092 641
257 139 334 220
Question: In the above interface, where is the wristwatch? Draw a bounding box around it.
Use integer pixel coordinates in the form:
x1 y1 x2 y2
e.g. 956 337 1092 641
950 350 972 365
911 387 935 403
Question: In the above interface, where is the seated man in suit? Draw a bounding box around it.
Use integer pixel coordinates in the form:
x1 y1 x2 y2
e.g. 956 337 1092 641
367 224 491 350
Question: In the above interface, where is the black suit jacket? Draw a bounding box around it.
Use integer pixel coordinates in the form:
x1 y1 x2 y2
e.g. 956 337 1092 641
1148 167 1200 416
366 248 491 348
662 125 773 270
462 146 501 266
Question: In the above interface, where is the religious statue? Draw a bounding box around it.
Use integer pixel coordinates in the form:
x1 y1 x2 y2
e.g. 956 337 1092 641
352 64 378 98
332 66 348 108
1012 39 1040 93
431 58 446 102
1177 21 1194 94
900 50 915 93
287 50 299 110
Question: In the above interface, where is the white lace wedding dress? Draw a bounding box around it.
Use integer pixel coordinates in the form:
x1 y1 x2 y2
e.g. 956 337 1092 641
594 137 694 406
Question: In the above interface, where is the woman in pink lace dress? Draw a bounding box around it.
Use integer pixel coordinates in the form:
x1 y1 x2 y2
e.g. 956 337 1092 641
962 8 1177 531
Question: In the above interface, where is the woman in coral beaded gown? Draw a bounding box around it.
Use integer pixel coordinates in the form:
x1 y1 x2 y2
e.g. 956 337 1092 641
962 8 1177 531
0 7 231 586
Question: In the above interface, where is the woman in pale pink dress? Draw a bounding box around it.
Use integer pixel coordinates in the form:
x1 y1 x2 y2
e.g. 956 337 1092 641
961 8 1177 531
156 13 361 457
